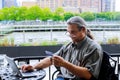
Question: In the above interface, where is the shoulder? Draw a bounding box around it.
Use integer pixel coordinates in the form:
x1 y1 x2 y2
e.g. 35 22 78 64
56 42 72 53
62 42 73 49
86 37 103 55
87 37 101 49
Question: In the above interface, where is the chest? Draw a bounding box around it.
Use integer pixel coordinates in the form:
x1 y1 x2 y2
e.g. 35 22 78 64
64 48 86 66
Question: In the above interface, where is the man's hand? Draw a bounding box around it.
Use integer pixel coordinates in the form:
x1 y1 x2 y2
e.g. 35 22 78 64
52 55 66 67
21 64 34 72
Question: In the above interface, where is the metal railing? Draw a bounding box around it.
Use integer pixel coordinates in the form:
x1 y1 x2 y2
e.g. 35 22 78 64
1 21 120 42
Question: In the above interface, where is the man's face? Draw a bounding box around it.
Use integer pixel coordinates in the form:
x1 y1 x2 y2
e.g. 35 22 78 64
66 24 85 43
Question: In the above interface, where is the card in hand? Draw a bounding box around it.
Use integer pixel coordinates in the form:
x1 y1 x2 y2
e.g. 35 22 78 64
45 50 54 56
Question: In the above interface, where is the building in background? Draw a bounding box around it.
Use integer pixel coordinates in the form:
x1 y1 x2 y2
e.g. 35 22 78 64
17 0 116 13
21 0 64 11
22 0 37 8
0 0 3 9
0 0 18 8
101 0 115 12
21 0 80 13
80 0 101 12
21 0 100 13
62 0 81 13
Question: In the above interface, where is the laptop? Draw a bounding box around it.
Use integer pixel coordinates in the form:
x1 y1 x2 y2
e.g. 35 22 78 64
5 56 38 78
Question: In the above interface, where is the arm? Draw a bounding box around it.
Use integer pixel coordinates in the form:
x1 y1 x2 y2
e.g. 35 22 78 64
22 57 52 71
33 57 52 69
53 55 92 80
63 60 92 79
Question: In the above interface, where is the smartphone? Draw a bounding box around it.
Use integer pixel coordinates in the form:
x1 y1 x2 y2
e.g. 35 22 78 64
45 50 54 56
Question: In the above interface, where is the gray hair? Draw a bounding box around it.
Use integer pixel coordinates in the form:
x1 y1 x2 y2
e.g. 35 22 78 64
67 16 87 28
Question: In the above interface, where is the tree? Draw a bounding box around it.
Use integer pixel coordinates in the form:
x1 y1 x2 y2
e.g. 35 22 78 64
114 12 120 20
80 12 95 21
64 12 74 21
1 7 10 20
104 12 113 20
52 7 64 21
41 8 53 21
15 7 28 21
0 10 4 20
25 6 43 20
97 12 114 21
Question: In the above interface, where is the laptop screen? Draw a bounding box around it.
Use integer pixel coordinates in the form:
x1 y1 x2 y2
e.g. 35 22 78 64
5 56 38 78
5 56 22 77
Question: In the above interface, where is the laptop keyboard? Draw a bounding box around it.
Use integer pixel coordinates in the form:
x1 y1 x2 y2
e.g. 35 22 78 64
22 72 35 76
20 70 41 77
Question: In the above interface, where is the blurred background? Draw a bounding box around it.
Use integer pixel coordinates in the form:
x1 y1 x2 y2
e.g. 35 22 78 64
0 0 120 46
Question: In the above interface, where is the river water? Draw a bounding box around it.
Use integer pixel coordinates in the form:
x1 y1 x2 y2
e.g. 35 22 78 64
5 30 120 45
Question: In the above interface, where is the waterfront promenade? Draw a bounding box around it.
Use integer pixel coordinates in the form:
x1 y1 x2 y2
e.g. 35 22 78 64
1 21 120 33
1 21 120 45
1 21 120 80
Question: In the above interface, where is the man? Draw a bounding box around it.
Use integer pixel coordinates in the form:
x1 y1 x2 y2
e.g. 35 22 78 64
22 16 103 80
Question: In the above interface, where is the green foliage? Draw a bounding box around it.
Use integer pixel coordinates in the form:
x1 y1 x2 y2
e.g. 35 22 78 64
0 37 15 46
0 38 60 46
52 7 64 21
52 14 63 21
104 12 113 20
97 12 104 18
96 12 119 21
25 6 42 20
107 37 120 44
54 7 64 15
64 12 74 21
80 12 95 21
114 12 120 20
0 6 120 21
18 40 58 46
0 10 4 20
40 40 58 46
1 7 10 20
10 37 15 46
7 6 18 20
41 8 53 21
15 7 28 21
19 43 33 46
